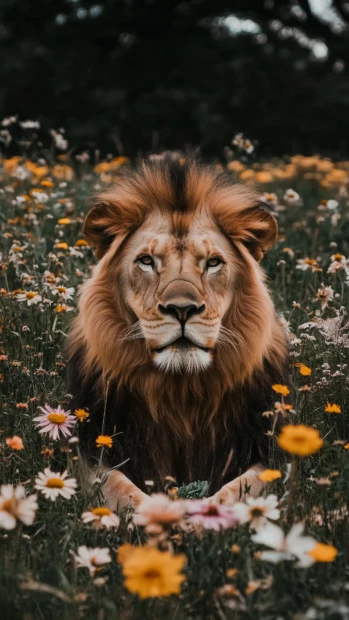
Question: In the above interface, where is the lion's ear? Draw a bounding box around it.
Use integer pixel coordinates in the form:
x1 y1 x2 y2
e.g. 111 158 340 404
238 205 278 261
83 202 123 259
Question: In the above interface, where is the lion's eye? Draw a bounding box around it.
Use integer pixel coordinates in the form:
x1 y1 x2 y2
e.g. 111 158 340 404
137 255 154 267
206 257 222 269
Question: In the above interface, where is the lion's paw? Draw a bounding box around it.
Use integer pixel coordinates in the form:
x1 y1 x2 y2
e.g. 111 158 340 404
208 485 241 506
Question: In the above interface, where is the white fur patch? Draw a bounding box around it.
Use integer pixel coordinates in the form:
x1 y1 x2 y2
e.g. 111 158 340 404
153 347 212 373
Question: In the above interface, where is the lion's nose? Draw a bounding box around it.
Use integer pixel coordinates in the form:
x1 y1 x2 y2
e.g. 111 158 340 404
158 302 205 324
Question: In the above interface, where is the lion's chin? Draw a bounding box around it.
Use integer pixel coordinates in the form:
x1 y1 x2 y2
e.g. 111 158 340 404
153 347 212 373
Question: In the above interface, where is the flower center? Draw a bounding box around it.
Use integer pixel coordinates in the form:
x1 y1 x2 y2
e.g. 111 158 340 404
206 505 219 516
144 569 161 579
305 259 316 265
26 292 37 299
2 499 15 513
46 478 64 488
250 507 265 518
293 435 305 444
92 507 112 517
57 286 66 293
47 413 66 424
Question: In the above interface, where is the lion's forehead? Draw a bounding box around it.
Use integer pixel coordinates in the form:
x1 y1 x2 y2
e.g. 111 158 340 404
127 210 232 260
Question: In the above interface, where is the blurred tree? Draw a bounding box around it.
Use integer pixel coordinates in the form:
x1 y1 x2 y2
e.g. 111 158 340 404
0 0 349 156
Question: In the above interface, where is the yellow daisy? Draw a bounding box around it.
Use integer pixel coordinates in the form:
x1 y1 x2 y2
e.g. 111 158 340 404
308 543 338 563
96 435 113 449
120 547 186 599
277 424 323 457
258 469 282 483
325 403 341 414
272 384 290 397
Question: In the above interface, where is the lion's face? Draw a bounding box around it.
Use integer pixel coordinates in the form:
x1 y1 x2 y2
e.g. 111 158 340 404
121 210 236 372
74 156 281 385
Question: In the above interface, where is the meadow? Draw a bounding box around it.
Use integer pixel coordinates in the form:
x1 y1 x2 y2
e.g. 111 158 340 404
0 150 349 619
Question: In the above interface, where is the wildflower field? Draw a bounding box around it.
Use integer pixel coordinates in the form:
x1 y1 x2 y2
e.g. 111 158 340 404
1 151 349 620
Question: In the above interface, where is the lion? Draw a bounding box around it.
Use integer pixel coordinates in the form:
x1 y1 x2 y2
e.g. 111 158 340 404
67 154 288 511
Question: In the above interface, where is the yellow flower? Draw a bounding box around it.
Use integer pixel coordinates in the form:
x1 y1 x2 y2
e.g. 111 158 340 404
277 424 323 457
54 242 69 250
272 384 290 397
96 435 113 449
57 218 72 225
52 164 75 181
74 239 88 247
258 469 282 482
296 363 312 376
120 547 186 599
344 443 349 451
117 543 134 564
325 403 341 414
75 408 89 422
308 543 338 563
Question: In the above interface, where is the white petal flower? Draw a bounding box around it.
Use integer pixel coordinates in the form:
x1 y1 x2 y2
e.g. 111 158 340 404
0 484 38 530
74 546 112 576
252 522 316 566
50 285 75 301
35 468 77 501
284 188 301 204
82 507 120 529
233 495 280 530
33 404 76 440
133 493 185 529
16 291 42 306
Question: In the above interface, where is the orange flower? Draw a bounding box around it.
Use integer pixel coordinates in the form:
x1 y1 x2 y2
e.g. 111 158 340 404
295 363 312 376
272 384 290 397
74 408 89 422
325 403 341 414
6 436 24 450
308 543 338 562
278 424 323 457
258 469 282 482
54 242 69 250
96 435 113 449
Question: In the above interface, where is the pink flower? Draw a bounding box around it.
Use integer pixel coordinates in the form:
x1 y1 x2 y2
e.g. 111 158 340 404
185 499 237 532
33 404 76 440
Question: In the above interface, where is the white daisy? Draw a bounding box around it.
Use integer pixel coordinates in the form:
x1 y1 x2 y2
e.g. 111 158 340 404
16 291 42 306
33 404 76 440
82 507 120 529
316 284 334 310
327 253 348 274
284 188 301 204
0 484 38 530
35 468 77 501
133 493 185 529
261 192 278 207
73 546 112 576
233 495 280 530
296 258 319 272
50 285 75 301
252 522 316 567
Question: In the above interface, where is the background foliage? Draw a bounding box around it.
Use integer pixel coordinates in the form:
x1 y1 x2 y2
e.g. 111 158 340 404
0 153 349 618
1 0 349 156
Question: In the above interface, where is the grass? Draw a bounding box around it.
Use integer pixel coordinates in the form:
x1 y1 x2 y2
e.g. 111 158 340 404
0 153 349 619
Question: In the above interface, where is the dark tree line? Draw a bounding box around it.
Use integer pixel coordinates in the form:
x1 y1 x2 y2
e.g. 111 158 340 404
1 0 349 156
